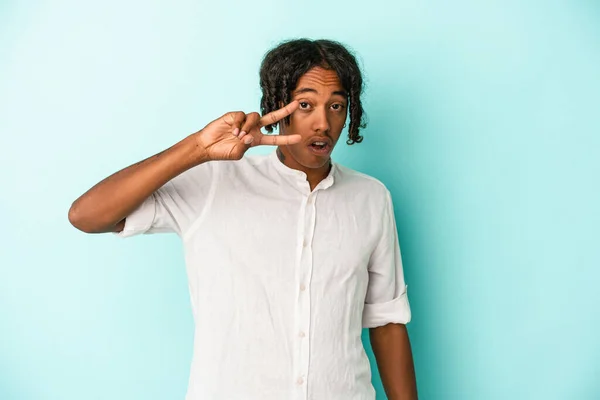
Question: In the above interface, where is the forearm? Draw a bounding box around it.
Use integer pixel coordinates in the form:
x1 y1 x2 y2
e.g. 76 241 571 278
370 323 417 400
68 134 206 233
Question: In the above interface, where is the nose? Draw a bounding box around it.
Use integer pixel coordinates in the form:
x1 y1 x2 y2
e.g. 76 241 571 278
311 107 330 133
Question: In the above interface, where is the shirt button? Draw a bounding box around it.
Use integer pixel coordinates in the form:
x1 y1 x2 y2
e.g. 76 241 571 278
297 377 304 385
298 331 306 338
308 197 314 205
300 284 306 291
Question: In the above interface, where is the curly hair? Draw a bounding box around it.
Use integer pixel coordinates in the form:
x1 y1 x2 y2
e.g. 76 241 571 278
259 39 366 145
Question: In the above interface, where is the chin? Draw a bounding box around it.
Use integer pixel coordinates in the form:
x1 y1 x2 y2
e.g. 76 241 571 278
302 158 330 169
294 152 332 170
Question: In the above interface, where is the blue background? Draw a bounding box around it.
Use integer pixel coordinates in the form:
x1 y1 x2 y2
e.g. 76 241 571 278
1 1 599 399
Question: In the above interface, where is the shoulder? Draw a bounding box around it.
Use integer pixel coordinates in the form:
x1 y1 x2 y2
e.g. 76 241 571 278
334 163 392 201
164 153 271 199
180 153 269 179
215 153 270 176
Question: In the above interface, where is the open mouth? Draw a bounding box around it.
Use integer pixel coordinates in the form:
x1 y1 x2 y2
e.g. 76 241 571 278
308 141 331 155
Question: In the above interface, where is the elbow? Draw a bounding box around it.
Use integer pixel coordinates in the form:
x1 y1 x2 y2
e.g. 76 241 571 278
68 202 97 233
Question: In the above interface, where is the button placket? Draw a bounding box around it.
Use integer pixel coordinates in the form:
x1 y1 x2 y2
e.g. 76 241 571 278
293 194 317 399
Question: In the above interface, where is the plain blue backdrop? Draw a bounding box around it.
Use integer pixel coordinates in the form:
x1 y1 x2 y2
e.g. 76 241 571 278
1 1 599 399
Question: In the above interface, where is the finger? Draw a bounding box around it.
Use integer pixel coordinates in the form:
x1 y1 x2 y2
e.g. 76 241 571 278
257 133 302 147
238 112 260 140
258 100 299 128
224 111 246 136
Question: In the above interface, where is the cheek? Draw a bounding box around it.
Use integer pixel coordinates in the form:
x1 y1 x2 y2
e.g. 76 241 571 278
284 114 308 134
331 114 347 136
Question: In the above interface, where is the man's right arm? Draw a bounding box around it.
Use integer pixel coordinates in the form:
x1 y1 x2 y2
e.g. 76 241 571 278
68 134 207 234
68 102 301 234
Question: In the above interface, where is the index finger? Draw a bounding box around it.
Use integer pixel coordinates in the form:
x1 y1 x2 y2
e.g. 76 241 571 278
259 100 299 128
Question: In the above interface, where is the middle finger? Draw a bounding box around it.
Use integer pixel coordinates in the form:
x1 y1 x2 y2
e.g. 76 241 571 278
258 100 299 128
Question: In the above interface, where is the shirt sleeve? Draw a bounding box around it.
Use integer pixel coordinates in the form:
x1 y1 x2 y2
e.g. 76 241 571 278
114 161 216 238
362 190 412 328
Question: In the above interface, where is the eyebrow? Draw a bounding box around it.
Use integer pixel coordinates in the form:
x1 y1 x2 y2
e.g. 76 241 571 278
294 87 348 98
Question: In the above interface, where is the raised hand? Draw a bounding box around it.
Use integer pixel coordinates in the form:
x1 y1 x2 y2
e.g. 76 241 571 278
194 101 301 161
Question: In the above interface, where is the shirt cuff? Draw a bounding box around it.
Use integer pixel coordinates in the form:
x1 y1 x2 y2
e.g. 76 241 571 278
362 285 411 328
113 195 156 238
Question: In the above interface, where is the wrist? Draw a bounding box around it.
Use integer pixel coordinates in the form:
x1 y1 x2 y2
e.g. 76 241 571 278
182 133 211 166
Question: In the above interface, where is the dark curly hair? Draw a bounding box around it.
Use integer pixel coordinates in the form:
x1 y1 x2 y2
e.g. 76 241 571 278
259 39 366 145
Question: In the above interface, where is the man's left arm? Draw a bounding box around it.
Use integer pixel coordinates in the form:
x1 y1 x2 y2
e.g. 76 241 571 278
369 323 417 400
362 190 417 399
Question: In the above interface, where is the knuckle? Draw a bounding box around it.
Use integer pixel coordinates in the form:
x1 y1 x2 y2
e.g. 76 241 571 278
249 113 260 125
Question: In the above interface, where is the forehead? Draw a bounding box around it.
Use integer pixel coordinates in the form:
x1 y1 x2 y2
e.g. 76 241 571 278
295 67 343 92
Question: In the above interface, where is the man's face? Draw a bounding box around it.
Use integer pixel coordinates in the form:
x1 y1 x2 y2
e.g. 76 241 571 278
279 67 348 170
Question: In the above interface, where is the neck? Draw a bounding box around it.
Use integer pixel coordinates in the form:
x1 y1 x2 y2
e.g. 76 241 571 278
277 147 331 191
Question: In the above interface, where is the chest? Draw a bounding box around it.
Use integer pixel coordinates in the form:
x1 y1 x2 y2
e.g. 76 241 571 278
188 186 380 283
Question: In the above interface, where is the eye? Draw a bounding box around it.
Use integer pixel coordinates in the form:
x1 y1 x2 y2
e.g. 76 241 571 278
299 101 311 109
331 103 346 111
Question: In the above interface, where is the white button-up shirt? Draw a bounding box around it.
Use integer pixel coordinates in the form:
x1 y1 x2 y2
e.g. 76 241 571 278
117 150 411 400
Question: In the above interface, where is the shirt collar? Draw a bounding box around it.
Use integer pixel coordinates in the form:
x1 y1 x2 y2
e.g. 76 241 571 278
269 149 337 192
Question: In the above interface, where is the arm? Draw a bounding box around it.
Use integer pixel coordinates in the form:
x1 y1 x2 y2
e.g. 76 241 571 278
68 135 205 233
68 102 301 234
362 189 416 398
370 323 417 400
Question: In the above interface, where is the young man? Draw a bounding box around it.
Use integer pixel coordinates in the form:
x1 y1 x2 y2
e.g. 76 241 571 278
69 39 417 400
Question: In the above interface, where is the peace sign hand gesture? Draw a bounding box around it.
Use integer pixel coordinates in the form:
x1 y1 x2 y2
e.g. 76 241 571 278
195 101 301 162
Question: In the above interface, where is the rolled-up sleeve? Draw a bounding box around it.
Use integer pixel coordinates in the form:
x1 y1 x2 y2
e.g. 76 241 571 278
114 194 158 238
362 191 411 328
